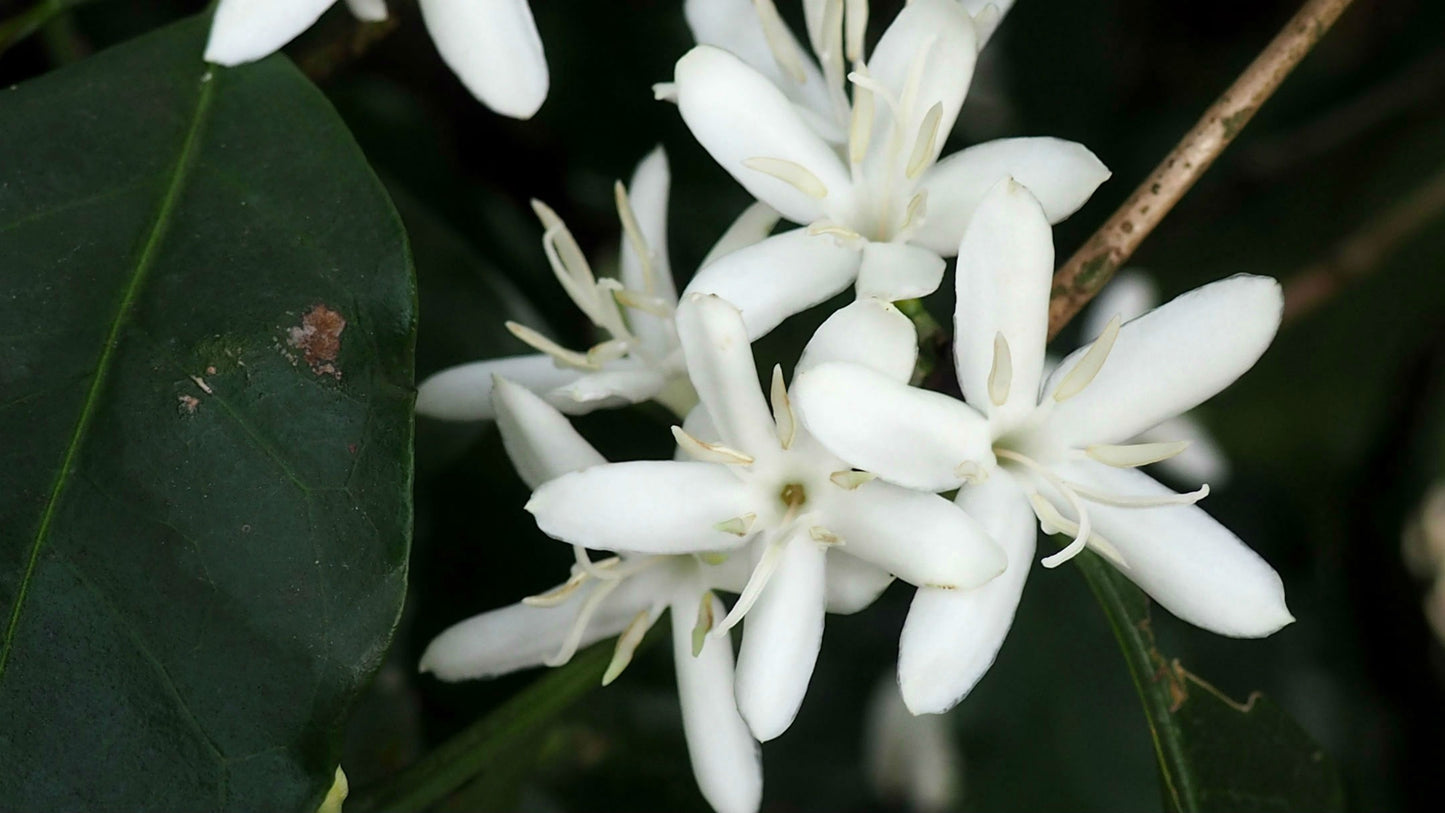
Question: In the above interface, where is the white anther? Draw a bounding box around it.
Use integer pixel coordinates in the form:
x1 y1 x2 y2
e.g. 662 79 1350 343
506 322 595 370
602 607 658 686
614 180 657 295
770 365 796 450
844 0 869 62
673 426 756 465
1064 480 1211 509
714 513 758 537
521 569 588 607
652 82 678 102
743 157 829 199
714 530 792 634
955 460 989 484
806 219 865 245
905 102 943 179
809 526 843 545
829 470 877 490
692 591 717 656
1085 440 1192 469
898 190 928 238
1054 314 1121 402
848 80 875 165
612 288 673 318
545 578 620 667
988 331 1013 407
753 0 809 83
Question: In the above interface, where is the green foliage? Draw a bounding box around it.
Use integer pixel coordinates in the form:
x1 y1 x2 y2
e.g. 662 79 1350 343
0 15 415 812
1074 552 1345 813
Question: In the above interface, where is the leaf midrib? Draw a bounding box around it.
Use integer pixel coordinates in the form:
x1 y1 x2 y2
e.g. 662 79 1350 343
0 70 218 678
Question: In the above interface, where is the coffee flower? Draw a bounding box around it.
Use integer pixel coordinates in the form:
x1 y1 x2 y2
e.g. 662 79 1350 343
421 377 761 813
416 148 778 421
525 293 1006 740
793 179 1293 714
205 0 548 118
669 0 1109 338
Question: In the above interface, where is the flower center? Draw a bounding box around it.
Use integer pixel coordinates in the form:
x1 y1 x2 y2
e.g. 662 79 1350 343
780 482 807 511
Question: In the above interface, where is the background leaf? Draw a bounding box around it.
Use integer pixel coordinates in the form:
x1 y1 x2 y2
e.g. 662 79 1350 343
1074 551 1346 812
0 14 415 812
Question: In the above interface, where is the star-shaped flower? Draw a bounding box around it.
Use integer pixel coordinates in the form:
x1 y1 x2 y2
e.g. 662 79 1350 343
421 377 762 813
793 178 1293 714
525 293 1006 739
416 147 778 422
667 0 1110 338
205 0 548 118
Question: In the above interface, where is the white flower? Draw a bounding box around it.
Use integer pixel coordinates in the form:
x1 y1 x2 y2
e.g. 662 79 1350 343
865 672 960 813
1074 271 1232 484
204 0 549 119
525 293 1007 740
416 148 779 422
793 178 1293 714
420 377 762 813
670 0 1110 338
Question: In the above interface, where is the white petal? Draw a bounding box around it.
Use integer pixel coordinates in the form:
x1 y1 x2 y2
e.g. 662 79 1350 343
672 590 763 813
797 298 917 382
683 229 862 341
863 0 977 171
528 461 754 554
620 146 676 305
549 366 666 410
674 46 853 224
343 0 387 22
953 178 1053 430
205 0 336 65
1042 275 1283 448
418 0 548 119
824 553 895 614
684 0 836 135
822 479 1005 589
1137 414 1232 485
493 377 606 489
910 138 1110 255
675 294 778 455
417 354 579 421
855 242 946 301
735 532 827 741
793 363 993 493
898 469 1036 714
700 202 783 269
419 570 665 680
1081 270 1158 341
1058 461 1292 637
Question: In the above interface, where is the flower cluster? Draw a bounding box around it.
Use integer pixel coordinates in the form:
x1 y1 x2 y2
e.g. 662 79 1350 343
409 2 1293 811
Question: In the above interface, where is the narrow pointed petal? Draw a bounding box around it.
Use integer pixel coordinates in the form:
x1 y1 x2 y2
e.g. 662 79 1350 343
528 461 754 554
1137 414 1232 485
683 229 862 341
493 377 606 489
1081 270 1158 341
1042 275 1283 448
824 553 895 614
855 242 946 302
898 469 1036 713
793 363 994 493
700 202 782 269
676 295 779 455
420 571 665 680
797 298 918 382
910 138 1110 255
549 366 666 411
672 590 763 813
953 179 1053 430
205 0 336 65
343 0 387 22
417 354 580 421
1058 461 1292 637
735 532 827 741
863 0 977 169
675 46 853 224
418 0 548 119
823 479 1006 589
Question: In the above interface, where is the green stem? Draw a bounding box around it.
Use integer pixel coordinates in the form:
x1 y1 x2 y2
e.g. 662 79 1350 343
894 297 944 386
0 0 93 56
351 643 612 813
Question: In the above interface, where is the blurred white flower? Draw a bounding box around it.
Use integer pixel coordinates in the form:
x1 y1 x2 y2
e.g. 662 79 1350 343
794 179 1293 714
205 0 549 119
416 148 779 422
866 674 960 813
1403 483 1445 644
420 377 762 813
525 293 1006 741
671 0 1109 337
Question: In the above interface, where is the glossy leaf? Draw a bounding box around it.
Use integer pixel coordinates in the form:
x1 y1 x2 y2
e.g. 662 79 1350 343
1074 551 1345 813
0 15 414 812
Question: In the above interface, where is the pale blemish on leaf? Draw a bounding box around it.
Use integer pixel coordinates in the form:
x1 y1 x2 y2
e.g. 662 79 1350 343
285 304 346 379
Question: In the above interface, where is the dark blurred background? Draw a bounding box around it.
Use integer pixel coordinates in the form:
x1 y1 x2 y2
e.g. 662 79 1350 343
5 1 1445 810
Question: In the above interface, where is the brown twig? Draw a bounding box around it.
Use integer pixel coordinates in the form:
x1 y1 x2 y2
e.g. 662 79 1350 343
1046 0 1357 340
1282 163 1445 322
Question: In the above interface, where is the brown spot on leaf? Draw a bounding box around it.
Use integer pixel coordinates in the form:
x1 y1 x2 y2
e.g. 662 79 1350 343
287 304 347 379
178 395 200 415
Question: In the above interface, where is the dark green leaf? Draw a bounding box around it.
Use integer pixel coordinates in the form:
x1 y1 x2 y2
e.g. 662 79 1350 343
1075 551 1345 813
0 15 414 812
